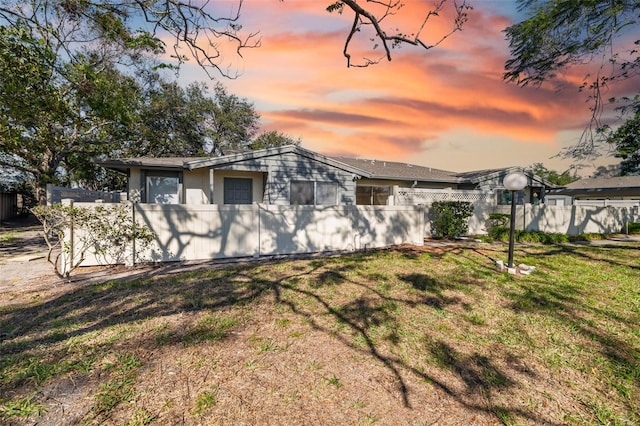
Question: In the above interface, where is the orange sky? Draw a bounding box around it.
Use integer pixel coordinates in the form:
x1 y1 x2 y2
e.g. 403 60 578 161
178 0 626 176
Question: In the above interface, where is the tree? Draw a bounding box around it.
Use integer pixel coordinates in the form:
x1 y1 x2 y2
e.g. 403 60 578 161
504 0 640 159
528 163 581 186
609 108 640 175
1 0 469 78
0 26 144 202
206 84 261 155
328 0 472 67
250 131 302 150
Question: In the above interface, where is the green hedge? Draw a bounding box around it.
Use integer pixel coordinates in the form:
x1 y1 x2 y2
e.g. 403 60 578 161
488 226 570 244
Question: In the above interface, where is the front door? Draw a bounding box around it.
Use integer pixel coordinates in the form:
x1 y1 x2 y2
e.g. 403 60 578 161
223 178 253 204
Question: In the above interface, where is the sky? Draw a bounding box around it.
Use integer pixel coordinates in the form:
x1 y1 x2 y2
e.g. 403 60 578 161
177 0 625 176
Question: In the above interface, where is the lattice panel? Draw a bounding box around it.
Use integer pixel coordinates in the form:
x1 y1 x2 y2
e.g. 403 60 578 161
396 189 493 204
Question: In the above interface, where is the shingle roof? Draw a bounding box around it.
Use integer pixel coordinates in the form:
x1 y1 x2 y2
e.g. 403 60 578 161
563 176 640 190
550 175 640 197
331 157 460 183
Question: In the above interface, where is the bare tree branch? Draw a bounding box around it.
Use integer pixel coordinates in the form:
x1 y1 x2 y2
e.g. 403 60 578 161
339 0 471 67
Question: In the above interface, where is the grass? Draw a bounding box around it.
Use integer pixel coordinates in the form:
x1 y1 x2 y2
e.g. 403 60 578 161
0 242 639 425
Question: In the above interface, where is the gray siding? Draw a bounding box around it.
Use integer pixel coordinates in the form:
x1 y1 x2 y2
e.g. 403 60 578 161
217 151 357 205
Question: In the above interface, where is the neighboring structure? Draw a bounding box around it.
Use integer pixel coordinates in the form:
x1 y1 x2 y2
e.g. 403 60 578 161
46 184 124 205
0 192 18 222
547 176 640 206
96 145 554 207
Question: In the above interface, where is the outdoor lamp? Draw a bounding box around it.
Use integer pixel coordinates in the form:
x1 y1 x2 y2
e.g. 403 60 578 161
503 171 528 269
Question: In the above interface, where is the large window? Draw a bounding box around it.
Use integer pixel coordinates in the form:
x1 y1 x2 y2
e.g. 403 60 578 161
223 178 253 204
356 186 390 205
290 181 338 205
146 171 181 204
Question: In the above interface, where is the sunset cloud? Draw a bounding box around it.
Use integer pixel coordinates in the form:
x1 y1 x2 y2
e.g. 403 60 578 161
178 0 618 174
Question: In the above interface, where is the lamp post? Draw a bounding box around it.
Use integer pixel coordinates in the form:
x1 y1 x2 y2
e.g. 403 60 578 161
503 172 528 269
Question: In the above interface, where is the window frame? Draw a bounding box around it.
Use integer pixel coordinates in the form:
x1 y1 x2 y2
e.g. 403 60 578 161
290 181 338 205
356 185 390 205
144 170 183 204
223 177 254 205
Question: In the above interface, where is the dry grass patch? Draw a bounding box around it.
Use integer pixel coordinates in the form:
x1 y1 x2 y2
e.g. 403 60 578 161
1 243 639 425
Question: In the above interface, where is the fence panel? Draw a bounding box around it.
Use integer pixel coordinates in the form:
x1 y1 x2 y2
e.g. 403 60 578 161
134 203 259 262
65 202 426 269
494 204 639 235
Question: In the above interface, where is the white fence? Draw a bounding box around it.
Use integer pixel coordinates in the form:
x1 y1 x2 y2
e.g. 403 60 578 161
68 202 426 267
62 200 639 269
494 204 640 235
574 199 640 208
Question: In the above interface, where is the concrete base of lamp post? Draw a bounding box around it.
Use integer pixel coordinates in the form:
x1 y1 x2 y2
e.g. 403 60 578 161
496 260 536 275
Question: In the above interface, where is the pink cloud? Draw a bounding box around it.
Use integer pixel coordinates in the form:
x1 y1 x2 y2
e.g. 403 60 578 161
181 1 623 171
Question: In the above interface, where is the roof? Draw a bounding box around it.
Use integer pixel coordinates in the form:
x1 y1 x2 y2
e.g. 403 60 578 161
96 145 371 177
456 166 558 188
95 146 556 188
330 157 460 183
551 176 640 196
95 156 210 173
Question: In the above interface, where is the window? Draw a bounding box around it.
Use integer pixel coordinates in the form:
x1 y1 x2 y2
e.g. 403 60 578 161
316 182 337 205
356 186 390 205
291 181 314 205
497 189 525 205
290 181 338 205
146 171 181 204
224 178 253 204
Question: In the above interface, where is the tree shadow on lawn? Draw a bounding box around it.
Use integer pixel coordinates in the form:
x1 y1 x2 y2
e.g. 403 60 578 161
1 247 617 425
500 252 640 417
519 242 640 271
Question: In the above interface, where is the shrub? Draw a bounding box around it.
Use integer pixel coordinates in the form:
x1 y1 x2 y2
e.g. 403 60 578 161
430 201 474 239
488 227 569 244
571 233 606 242
540 232 569 244
487 213 510 228
627 222 640 234
489 226 512 241
518 230 543 243
32 203 155 279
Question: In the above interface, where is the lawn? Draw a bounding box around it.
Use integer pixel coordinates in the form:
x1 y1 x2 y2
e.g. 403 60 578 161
1 242 639 425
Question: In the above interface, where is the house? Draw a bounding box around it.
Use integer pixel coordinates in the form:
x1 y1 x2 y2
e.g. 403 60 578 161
96 145 553 207
547 176 640 206
96 145 366 206
330 159 554 206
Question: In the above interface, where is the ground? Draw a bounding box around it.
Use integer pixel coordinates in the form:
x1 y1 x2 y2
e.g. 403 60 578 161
1 215 638 425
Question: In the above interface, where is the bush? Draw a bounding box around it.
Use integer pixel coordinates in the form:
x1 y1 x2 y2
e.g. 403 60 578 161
32 203 155 279
430 201 474 239
570 233 606 242
487 213 510 228
487 226 569 244
627 222 640 234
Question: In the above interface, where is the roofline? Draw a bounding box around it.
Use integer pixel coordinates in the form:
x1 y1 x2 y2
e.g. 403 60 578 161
359 173 462 183
95 145 372 177
461 166 558 188
183 145 372 177
550 186 640 195
94 159 188 174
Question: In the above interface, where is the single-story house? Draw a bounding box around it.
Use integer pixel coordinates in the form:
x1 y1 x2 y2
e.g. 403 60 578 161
547 176 640 206
96 145 554 206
